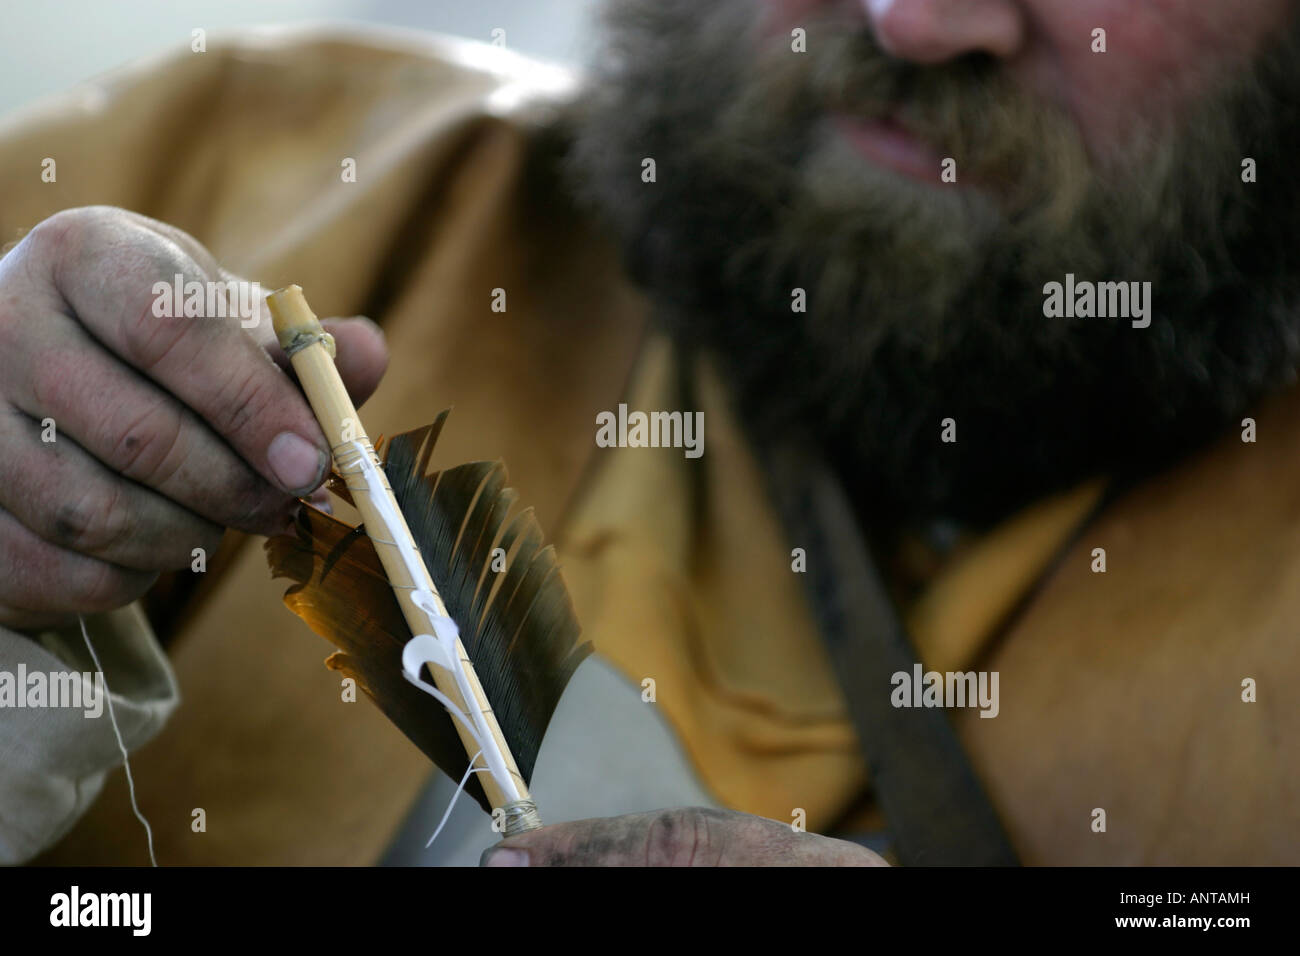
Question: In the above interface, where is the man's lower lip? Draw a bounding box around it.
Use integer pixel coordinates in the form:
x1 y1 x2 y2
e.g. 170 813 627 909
831 114 947 184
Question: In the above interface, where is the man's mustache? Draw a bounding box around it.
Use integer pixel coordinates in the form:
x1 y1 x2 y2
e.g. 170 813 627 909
739 22 1093 222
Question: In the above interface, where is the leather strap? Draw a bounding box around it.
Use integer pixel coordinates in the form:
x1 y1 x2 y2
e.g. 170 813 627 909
760 441 1021 866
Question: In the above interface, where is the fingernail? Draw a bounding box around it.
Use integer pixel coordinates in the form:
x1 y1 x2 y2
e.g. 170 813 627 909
480 847 529 867
268 431 327 495
307 485 333 515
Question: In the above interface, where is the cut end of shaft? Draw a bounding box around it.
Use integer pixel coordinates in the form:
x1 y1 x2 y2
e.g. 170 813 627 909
266 285 322 352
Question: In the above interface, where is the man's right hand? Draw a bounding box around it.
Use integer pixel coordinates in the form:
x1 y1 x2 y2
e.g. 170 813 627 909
0 206 388 633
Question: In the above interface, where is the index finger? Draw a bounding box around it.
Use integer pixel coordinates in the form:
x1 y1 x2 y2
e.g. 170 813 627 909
40 208 329 495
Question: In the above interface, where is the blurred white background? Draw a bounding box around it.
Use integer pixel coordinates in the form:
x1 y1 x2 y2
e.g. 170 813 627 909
0 0 601 119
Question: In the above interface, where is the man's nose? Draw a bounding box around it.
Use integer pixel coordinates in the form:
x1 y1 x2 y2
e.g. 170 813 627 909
861 0 1025 63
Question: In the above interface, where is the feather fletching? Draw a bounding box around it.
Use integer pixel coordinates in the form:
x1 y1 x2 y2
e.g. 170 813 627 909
265 410 590 812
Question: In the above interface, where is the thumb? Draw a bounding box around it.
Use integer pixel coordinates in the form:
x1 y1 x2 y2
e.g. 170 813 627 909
319 316 388 409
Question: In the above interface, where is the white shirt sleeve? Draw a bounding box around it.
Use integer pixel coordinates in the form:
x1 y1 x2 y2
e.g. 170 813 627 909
0 603 178 864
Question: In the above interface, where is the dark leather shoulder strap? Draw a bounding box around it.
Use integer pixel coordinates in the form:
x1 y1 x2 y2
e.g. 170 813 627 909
760 441 1020 866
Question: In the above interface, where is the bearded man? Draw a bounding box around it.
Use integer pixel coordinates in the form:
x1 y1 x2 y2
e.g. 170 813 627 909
0 0 1296 866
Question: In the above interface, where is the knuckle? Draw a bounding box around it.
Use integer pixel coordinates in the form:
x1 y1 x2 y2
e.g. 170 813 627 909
108 400 187 484
118 270 202 373
212 365 276 439
643 808 703 866
121 308 188 376
26 347 114 424
50 483 131 555
536 827 584 868
104 230 208 371
26 206 124 273
72 560 155 613
138 217 223 277
27 207 93 257
25 348 69 413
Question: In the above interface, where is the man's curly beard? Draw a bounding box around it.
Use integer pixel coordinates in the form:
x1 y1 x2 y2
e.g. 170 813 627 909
564 0 1300 526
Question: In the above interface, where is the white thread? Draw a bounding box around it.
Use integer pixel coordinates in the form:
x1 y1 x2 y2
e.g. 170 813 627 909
407 603 517 800
399 656 500 848
78 613 156 867
400 642 491 756
424 748 487 848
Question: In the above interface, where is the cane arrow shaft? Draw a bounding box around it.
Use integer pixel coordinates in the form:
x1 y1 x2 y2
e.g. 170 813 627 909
266 285 540 832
